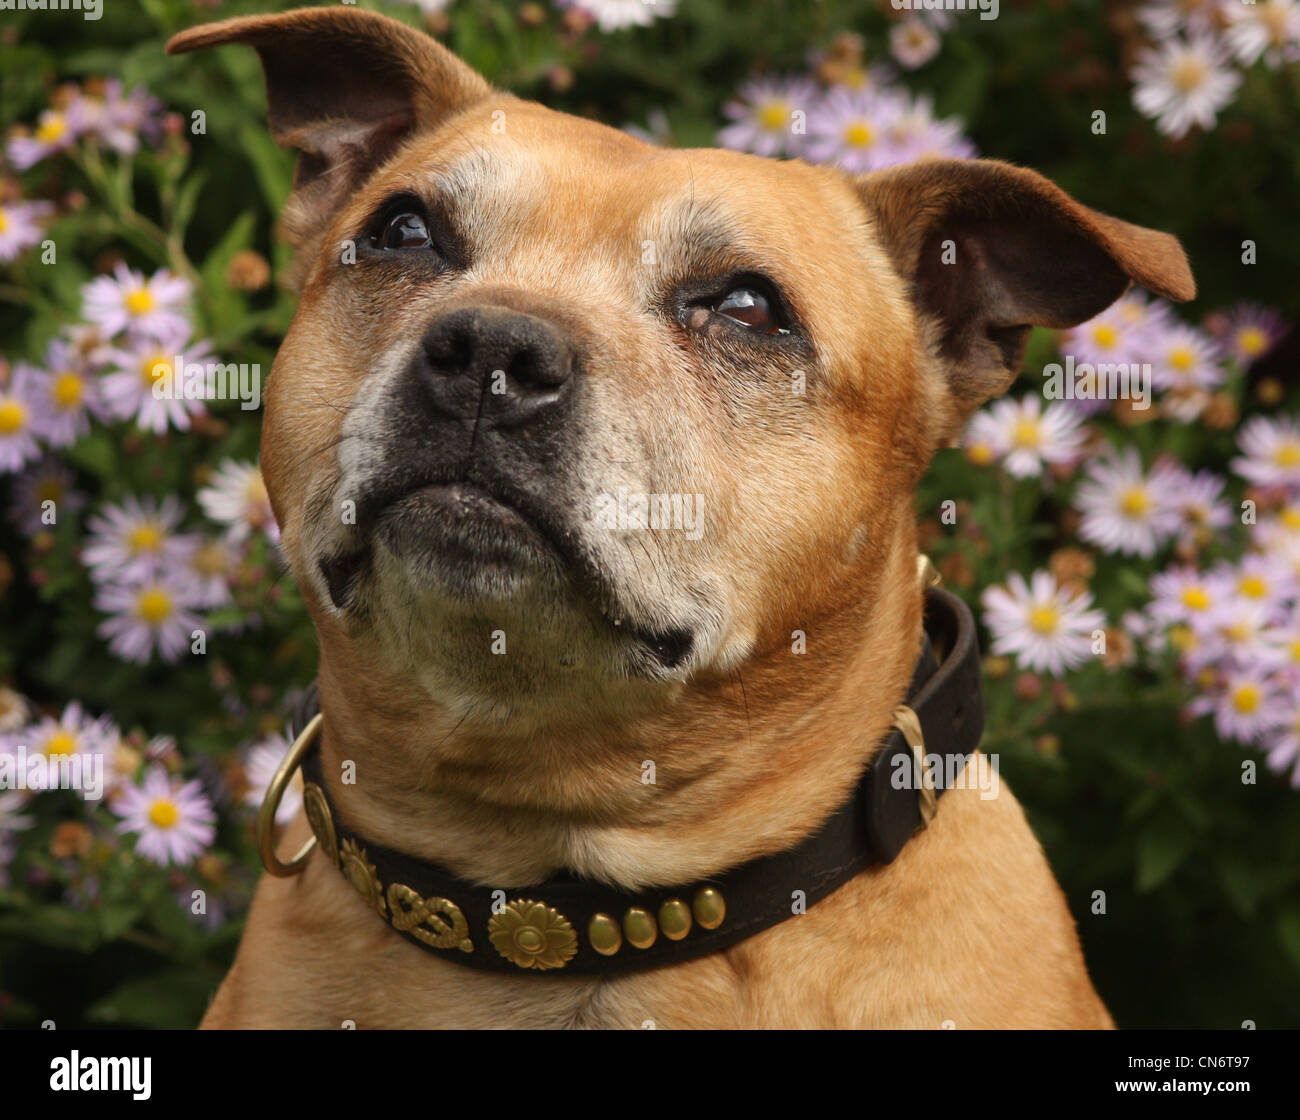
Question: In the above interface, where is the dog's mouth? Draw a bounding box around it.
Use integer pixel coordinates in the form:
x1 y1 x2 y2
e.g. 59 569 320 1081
317 476 696 669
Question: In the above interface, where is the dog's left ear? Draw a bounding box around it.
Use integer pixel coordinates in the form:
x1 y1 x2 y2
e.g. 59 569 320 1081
167 9 490 279
855 158 1195 442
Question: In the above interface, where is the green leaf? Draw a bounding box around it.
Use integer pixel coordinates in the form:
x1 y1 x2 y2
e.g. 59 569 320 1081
1135 818 1196 892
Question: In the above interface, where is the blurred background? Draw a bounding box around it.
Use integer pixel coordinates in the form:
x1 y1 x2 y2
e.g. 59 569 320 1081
0 0 1297 1028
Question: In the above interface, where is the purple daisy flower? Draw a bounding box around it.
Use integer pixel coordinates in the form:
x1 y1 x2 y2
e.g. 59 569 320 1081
0 364 48 475
82 493 193 583
94 571 207 664
100 324 213 434
81 263 191 342
718 75 820 158
0 199 55 263
30 337 108 448
111 766 215 867
804 85 911 173
8 456 85 536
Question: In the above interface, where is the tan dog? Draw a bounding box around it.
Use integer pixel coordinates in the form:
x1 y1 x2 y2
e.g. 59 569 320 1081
168 8 1193 1029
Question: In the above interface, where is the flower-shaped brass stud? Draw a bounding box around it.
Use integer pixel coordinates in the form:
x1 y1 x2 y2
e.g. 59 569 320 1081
339 837 387 919
302 782 338 866
488 899 578 970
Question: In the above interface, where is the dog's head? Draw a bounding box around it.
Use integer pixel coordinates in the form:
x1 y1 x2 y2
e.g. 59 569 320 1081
170 10 1194 729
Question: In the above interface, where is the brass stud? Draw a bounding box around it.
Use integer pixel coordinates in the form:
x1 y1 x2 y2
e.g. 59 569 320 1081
623 906 658 949
693 887 726 930
658 898 693 941
588 913 623 956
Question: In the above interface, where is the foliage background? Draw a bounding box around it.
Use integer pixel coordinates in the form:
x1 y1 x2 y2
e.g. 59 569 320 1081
0 0 1297 1029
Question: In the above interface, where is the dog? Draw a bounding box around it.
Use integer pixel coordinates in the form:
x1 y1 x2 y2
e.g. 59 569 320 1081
167 7 1194 1029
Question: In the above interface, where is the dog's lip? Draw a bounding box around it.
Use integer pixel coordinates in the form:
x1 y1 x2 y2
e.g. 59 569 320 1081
361 472 586 579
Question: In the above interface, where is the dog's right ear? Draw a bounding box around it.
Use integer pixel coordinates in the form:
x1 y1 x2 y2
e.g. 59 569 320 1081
167 8 490 277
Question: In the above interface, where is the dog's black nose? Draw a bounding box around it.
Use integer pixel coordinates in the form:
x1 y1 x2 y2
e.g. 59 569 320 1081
420 306 574 426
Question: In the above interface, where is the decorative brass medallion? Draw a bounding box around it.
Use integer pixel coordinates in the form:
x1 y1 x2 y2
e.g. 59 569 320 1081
301 782 338 866
387 883 473 952
488 899 578 970
339 837 387 918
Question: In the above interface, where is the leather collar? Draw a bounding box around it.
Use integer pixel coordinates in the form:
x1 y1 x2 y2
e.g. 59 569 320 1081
289 585 984 975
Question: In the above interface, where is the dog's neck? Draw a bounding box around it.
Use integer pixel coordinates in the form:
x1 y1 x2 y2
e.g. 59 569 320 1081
309 545 924 889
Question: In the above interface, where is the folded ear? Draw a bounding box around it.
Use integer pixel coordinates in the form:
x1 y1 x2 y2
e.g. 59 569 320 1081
855 159 1195 440
167 8 490 279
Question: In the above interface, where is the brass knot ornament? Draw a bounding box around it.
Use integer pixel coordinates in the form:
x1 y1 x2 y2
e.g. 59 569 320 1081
488 899 579 970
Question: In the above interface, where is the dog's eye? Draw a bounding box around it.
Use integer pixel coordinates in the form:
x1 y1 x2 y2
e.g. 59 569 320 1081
714 286 782 334
379 211 433 250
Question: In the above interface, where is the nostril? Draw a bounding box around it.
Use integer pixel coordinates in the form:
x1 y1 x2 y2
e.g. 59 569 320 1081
507 348 541 388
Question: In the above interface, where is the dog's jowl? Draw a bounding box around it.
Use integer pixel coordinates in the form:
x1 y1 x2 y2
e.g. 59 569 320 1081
168 8 1194 1029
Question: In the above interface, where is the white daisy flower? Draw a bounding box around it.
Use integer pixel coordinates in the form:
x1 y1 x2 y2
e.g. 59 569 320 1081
1223 0 1300 68
83 494 195 583
100 324 213 434
1075 446 1181 557
81 262 191 341
111 766 215 866
1231 416 1300 493
562 0 677 33
198 459 279 545
964 395 1087 479
94 574 207 664
981 569 1107 676
242 730 303 826
1131 33 1241 139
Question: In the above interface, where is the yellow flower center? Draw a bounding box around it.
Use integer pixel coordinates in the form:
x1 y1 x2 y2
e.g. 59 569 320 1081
1236 326 1268 357
125 287 156 316
1289 639 1300 664
1012 418 1041 449
1231 684 1260 714
1120 487 1151 517
136 587 173 625
1092 323 1118 348
758 101 790 131
1029 605 1059 635
1181 587 1210 611
1171 58 1208 94
1167 346 1195 372
127 523 164 555
1281 507 1300 530
0 398 27 435
844 120 875 148
52 371 84 409
43 730 77 760
1238 575 1267 598
148 799 179 828
139 353 172 390
35 478 65 504
1169 625 1196 652
0 207 8 234
36 113 67 144
967 442 994 466
1224 622 1249 642
1272 442 1300 469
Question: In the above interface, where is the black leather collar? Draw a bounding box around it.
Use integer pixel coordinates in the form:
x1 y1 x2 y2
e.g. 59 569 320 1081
292 586 984 975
